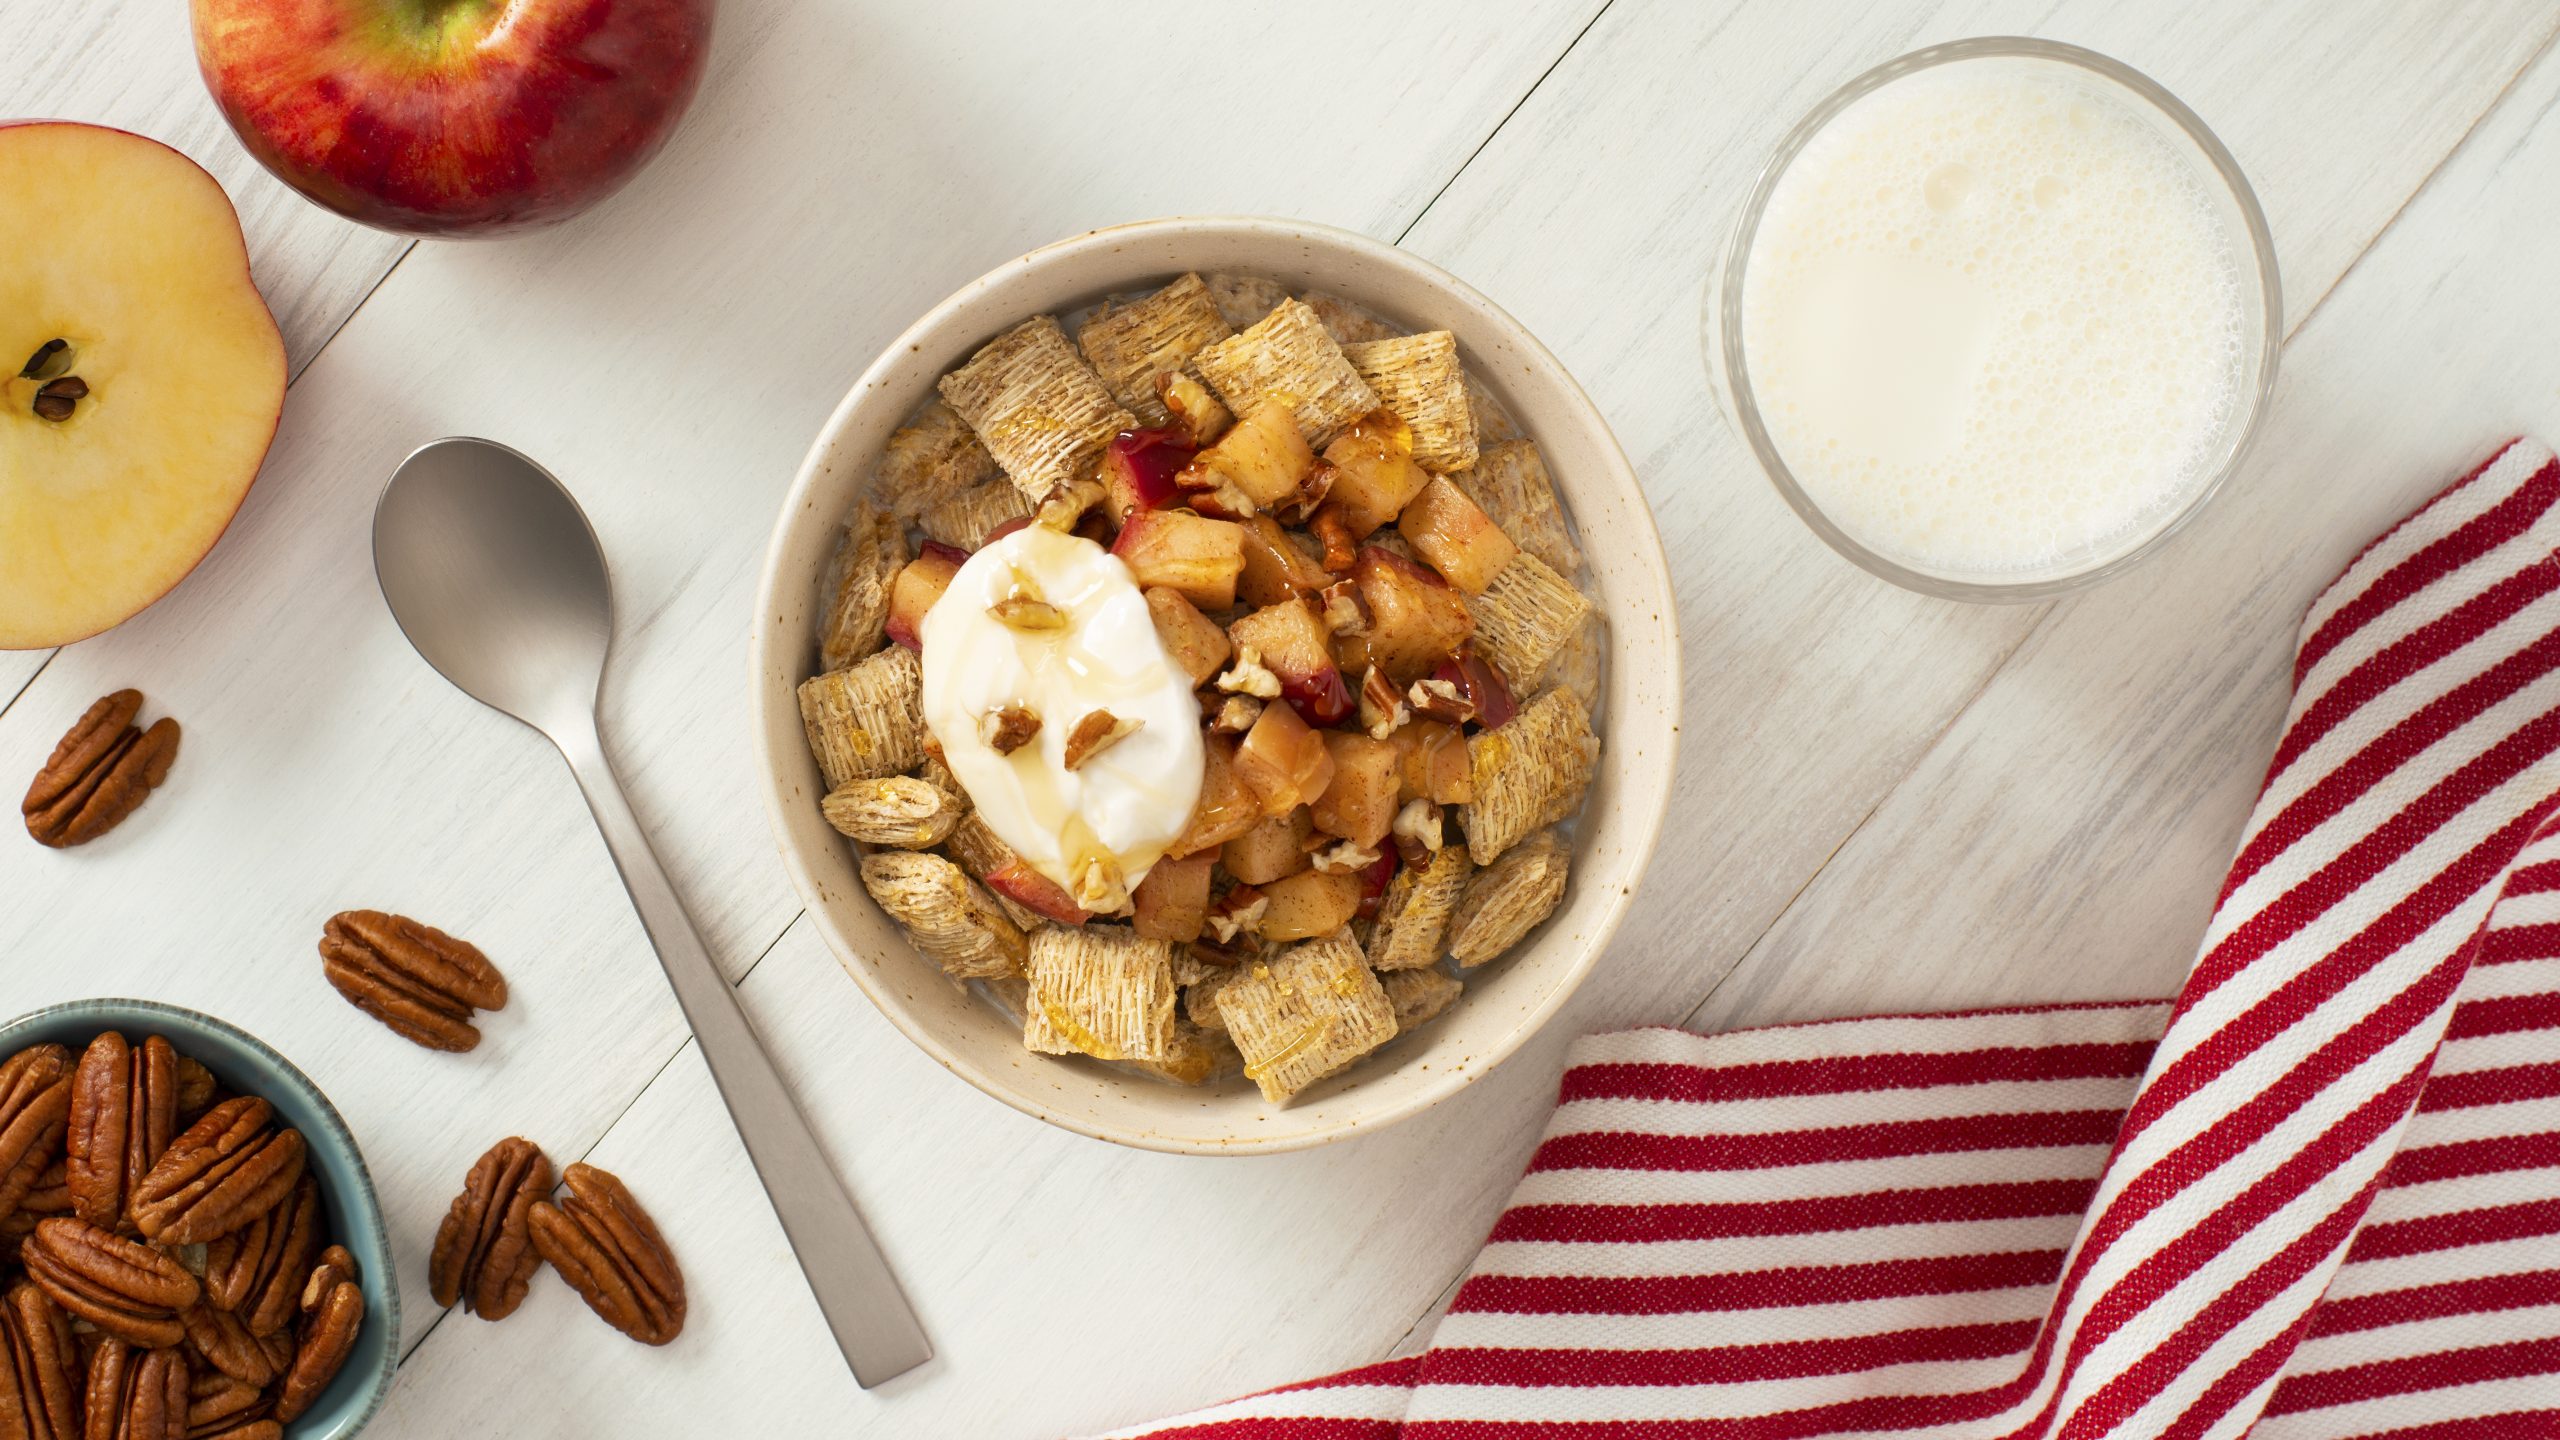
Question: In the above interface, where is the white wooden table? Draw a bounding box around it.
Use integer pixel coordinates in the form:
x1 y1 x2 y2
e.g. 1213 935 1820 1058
9 1 2560 1433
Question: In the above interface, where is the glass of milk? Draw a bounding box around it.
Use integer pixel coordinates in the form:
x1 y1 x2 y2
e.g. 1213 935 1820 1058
1704 38 2281 600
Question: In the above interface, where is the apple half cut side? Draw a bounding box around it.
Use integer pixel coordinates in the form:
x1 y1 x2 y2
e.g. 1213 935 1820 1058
0 122 286 651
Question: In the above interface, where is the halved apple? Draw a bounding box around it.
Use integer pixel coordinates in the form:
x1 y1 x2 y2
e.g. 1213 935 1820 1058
1 123 286 649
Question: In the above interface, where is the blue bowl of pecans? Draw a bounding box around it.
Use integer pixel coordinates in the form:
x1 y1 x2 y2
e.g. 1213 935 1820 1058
0 998 398 1439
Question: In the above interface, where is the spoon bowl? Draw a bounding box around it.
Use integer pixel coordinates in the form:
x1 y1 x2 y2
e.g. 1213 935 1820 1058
373 438 611 736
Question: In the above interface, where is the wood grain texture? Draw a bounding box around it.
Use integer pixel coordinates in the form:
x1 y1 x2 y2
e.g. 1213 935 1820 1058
1697 35 2560 1033
5 1 2556 1436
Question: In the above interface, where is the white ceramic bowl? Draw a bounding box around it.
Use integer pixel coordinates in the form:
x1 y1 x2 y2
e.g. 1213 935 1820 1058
751 217 1679 1153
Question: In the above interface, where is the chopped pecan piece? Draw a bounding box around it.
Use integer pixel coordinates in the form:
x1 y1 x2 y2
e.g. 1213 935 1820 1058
67 1031 176 1232
528 1163 685 1346
0 1044 72 1219
979 704 1041 756
1209 695 1263 734
318 910 510 1053
203 1176 320 1337
2 1280 82 1440
1359 667 1410 739
22 1218 199 1347
131 1098 305 1247
428 1137 552 1322
272 1260 361 1425
21 691 181 848
987 595 1068 632
1062 710 1143 770
84 1339 188 1440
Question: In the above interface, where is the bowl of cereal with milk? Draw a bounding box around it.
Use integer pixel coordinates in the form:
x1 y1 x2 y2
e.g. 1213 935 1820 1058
751 218 1678 1152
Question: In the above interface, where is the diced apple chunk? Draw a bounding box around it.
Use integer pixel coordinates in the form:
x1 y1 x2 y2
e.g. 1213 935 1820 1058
1182 397 1314 510
1223 807 1315 885
1228 597 1351 726
1232 700 1336 817
1256 870 1364 942
1391 719 1473 805
1132 851 1216 942
1317 411 1432 539
1144 586 1233 686
1111 509 1244 609
1100 428 1196 522
1237 516 1331 607
1311 732 1400 848
1398 475 1518 593
1352 545 1474 684
1170 733 1262 857
884 541 968 651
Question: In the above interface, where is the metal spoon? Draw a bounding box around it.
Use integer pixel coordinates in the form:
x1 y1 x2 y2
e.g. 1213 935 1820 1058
371 436 931 1388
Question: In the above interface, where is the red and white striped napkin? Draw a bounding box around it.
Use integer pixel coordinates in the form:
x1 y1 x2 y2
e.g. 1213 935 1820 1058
1087 437 2560 1440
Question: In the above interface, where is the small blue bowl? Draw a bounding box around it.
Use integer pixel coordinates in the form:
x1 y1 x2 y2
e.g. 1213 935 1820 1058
2 999 398 1439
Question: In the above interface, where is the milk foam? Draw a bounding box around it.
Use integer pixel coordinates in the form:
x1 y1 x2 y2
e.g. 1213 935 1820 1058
1741 59 2250 577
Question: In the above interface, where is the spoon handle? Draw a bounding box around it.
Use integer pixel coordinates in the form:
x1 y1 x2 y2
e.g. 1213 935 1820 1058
555 721 932 1388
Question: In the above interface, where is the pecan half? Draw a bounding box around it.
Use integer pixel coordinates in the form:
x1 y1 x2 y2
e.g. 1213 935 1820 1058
1 1281 82 1440
202 1176 319 1337
316 911 508 1053
195 1420 281 1440
0 1045 73 1219
177 1301 272 1389
84 1338 187 1440
272 1269 360 1425
67 1032 177 1232
21 691 181 848
22 1218 198 1348
130 1099 305 1247
186 1366 271 1436
428 1137 551 1321
527 1163 685 1345
171 1057 217 1122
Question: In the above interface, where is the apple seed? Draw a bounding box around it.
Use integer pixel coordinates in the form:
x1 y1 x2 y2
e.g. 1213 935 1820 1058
31 377 87 423
17 338 72 382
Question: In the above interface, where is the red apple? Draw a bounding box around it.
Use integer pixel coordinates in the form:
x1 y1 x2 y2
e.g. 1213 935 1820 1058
191 0 714 236
1 123 286 650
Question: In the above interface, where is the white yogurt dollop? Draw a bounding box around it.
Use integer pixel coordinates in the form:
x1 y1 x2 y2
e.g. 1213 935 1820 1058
918 526 1204 900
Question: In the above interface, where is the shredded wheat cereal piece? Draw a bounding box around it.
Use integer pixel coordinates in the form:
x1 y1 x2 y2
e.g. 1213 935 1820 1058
860 851 1026 980
1465 373 1524 445
1341 332 1478 473
1466 553 1594 693
1459 690 1597 865
1074 274 1234 426
938 315 1134 501
822 775 966 848
1550 611 1607 714
1448 830 1569 966
944 813 1046 931
919 481 1035 550
1215 932 1397 1103
1453 440 1580 575
1300 291 1401 346
1025 927 1178 1062
1184 965 1247 1033
798 647 926 788
1365 844 1471 971
1190 299 1380 450
819 501 907 671
1203 273 1290 331
1382 968 1463 1032
877 401 1003 518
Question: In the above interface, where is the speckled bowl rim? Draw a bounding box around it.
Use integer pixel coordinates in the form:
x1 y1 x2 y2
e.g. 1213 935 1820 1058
0 999 400 1438
751 216 1681 1155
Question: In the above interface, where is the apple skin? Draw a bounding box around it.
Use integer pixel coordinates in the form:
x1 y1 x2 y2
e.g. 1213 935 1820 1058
191 0 715 237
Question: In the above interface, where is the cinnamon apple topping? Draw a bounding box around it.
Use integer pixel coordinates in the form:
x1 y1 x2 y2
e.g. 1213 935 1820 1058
802 276 1603 1104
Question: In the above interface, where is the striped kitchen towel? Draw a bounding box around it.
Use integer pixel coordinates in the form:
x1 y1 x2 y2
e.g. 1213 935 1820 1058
1089 437 2560 1440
